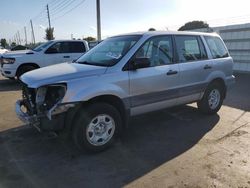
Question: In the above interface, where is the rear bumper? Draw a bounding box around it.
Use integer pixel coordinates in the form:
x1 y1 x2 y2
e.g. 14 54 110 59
225 75 236 89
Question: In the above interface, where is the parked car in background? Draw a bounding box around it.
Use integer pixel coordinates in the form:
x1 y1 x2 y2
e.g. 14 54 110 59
0 40 89 79
15 31 235 152
11 45 29 51
88 41 103 49
0 46 9 54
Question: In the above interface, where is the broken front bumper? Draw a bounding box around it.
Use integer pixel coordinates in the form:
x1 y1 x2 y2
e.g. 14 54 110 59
15 100 40 125
15 100 71 131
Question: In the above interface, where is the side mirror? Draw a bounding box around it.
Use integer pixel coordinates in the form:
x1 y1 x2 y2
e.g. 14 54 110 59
130 57 150 70
45 47 58 54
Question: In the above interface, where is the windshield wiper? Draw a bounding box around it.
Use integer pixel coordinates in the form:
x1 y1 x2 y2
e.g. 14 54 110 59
76 61 108 67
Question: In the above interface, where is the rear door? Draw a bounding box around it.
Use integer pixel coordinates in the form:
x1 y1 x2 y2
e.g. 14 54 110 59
68 41 87 61
128 35 180 115
174 35 211 104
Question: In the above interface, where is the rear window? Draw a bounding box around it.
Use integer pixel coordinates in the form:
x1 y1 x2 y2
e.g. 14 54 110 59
205 36 229 59
175 35 207 63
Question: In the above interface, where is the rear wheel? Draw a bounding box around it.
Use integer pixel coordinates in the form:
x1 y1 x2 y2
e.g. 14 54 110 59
197 82 224 114
72 103 122 152
16 65 37 80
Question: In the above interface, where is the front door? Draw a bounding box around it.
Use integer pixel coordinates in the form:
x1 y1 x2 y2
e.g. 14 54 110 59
128 35 180 116
44 42 82 67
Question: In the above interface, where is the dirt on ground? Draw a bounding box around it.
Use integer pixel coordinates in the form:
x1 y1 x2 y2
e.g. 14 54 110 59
0 74 249 188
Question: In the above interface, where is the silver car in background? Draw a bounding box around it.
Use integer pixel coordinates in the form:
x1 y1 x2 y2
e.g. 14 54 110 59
16 31 235 152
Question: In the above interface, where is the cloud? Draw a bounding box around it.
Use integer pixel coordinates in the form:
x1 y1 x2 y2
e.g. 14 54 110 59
39 25 46 30
89 26 97 31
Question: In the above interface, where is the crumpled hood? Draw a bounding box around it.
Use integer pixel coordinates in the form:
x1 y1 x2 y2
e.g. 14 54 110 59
2 50 34 57
21 62 107 88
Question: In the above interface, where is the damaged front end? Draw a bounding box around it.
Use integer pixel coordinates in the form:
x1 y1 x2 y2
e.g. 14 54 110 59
16 83 74 131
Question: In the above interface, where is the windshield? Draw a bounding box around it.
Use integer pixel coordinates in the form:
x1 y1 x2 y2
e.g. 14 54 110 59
76 35 142 66
32 41 54 52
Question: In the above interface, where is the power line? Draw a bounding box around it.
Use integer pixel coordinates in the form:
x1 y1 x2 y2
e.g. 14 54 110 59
50 0 76 17
32 6 47 21
49 0 74 13
52 0 86 21
10 0 87 43
47 0 62 8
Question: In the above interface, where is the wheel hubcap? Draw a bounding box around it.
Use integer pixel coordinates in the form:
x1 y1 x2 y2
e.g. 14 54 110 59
208 89 221 110
86 114 115 146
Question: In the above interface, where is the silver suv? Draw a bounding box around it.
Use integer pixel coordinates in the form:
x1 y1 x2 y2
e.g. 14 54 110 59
16 31 235 152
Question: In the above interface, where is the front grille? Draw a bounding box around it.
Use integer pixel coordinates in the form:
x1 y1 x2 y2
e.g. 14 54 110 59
21 83 36 115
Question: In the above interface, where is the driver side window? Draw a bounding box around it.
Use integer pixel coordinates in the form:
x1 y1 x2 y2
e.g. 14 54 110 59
134 36 174 67
46 42 60 53
46 42 70 53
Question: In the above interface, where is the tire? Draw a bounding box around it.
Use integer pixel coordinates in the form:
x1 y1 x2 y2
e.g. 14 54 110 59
72 103 122 152
16 65 37 80
197 82 224 114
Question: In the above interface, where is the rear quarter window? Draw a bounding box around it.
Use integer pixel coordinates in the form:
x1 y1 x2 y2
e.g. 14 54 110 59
204 36 229 59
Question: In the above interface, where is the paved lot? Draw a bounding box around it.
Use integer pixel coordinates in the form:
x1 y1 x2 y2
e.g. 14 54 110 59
0 74 249 188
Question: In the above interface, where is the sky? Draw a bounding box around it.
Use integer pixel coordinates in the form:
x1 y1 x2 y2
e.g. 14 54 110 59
1 0 250 44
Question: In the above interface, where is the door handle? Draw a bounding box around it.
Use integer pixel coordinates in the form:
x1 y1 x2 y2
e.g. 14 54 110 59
204 64 212 69
63 56 70 58
166 70 178 75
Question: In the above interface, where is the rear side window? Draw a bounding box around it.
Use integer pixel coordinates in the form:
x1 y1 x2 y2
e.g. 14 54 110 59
69 42 86 53
175 35 207 63
205 36 229 59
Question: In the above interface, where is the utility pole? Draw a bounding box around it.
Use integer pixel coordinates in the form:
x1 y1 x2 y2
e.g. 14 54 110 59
30 19 35 44
96 0 101 41
15 33 18 45
17 31 21 45
46 4 51 29
14 35 16 44
24 26 27 46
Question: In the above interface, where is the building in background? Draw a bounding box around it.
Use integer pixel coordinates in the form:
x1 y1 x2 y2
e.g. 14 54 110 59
192 23 250 72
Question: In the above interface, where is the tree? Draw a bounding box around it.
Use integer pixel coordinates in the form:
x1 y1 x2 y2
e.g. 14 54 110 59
0 38 7 48
11 42 16 47
148 28 156 31
83 36 96 42
45 27 55 40
178 21 210 31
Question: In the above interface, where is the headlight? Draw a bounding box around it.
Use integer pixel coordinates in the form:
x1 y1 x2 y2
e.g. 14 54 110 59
36 84 67 112
1 57 15 64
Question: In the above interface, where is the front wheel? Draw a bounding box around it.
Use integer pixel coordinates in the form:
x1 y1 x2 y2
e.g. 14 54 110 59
16 65 36 80
197 82 224 114
72 103 122 152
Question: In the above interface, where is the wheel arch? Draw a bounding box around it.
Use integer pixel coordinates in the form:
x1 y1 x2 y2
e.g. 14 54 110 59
16 63 40 76
64 94 130 134
208 77 227 98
